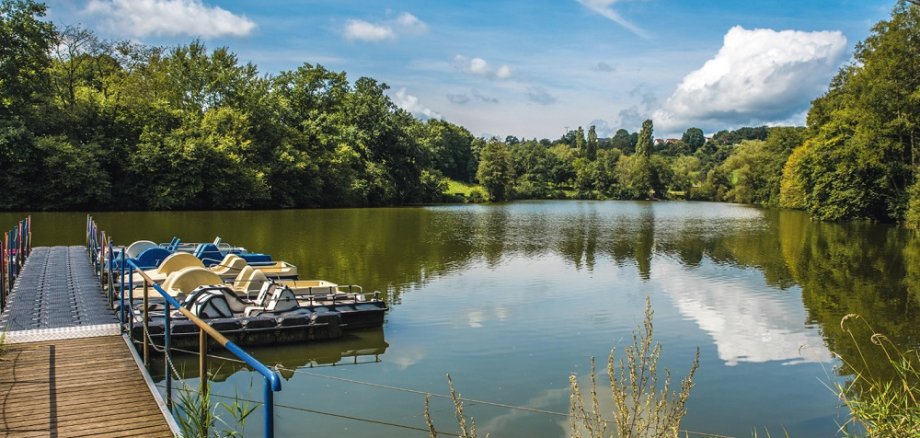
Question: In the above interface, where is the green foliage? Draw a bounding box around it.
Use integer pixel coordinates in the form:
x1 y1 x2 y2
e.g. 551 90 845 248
636 120 653 158
476 140 515 201
648 155 672 199
680 127 705 153
423 119 475 182
905 177 920 228
0 10 453 210
575 126 586 154
7 0 917 218
0 0 55 118
574 157 601 199
717 140 772 204
616 155 652 200
512 141 559 199
669 155 701 195
610 129 636 155
586 125 598 161
787 3 920 222
174 381 256 438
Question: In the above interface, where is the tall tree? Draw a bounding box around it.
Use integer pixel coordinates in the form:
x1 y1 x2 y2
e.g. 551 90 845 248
476 140 515 201
575 126 586 153
0 0 55 118
636 119 653 158
681 127 705 153
586 125 598 161
610 128 634 154
785 2 920 221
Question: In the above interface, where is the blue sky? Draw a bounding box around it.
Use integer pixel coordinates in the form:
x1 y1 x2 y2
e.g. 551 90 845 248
45 0 895 138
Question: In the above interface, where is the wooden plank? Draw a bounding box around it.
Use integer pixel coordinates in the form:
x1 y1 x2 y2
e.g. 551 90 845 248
0 335 173 437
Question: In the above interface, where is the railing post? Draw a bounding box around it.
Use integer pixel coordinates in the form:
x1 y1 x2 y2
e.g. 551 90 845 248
143 279 149 366
264 378 275 438
1 232 5 312
99 232 106 288
199 327 209 438
164 299 172 409
128 260 134 335
17 221 22 268
6 231 11 293
120 250 126 329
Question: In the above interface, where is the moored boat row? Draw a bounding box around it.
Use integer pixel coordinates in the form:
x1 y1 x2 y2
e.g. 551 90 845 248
100 237 388 348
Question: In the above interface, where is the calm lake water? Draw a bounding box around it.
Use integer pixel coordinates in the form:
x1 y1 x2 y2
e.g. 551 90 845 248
4 201 919 437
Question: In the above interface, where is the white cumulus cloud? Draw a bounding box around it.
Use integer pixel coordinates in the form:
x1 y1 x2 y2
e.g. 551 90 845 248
84 0 255 38
654 26 847 132
577 0 647 38
344 20 395 41
453 55 513 80
393 87 442 120
343 12 426 42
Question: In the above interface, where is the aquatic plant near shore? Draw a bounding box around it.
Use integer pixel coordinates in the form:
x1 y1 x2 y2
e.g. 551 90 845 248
425 297 699 438
569 297 700 438
835 314 920 436
173 375 256 437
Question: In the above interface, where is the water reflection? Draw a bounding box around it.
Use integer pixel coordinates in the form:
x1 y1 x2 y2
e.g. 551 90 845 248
7 202 918 367
655 263 832 366
151 328 388 382
5 201 920 435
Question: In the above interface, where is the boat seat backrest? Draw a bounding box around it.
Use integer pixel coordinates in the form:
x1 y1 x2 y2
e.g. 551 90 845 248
212 254 245 275
255 282 277 307
233 266 255 288
266 287 298 313
155 252 204 276
125 240 157 259
238 268 268 295
163 267 222 296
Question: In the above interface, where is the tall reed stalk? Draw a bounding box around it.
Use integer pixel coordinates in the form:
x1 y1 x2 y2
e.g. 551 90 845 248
569 297 700 438
835 314 920 436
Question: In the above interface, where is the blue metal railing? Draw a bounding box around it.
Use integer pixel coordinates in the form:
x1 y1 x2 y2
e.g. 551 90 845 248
125 258 283 438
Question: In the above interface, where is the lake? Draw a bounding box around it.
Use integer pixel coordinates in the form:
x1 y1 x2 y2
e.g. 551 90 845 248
4 201 918 437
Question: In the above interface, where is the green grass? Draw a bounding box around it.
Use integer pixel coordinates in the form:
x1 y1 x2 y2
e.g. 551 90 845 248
444 179 486 197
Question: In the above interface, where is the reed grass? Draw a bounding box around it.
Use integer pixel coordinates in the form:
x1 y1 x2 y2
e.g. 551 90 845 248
424 374 485 438
834 314 920 437
425 297 698 438
173 376 256 437
569 296 700 438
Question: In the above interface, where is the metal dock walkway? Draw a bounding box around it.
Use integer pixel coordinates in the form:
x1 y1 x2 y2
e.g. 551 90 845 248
0 246 177 437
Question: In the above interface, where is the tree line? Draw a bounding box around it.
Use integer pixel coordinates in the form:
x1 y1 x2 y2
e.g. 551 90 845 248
1 1 919 227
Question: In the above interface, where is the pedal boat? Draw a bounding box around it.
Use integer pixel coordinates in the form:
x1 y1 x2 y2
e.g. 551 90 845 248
126 252 297 286
128 269 387 348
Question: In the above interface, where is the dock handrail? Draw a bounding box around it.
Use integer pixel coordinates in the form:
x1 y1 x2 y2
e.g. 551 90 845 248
126 258 283 438
2 216 32 310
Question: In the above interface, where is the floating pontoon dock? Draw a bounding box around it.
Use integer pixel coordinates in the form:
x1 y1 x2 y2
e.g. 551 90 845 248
0 245 177 437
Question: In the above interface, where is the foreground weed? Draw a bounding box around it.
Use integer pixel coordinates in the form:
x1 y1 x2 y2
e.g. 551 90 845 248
834 314 920 437
424 374 486 438
569 297 700 438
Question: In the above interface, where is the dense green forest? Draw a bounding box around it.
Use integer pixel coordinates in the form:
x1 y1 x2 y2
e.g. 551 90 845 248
1 1 919 225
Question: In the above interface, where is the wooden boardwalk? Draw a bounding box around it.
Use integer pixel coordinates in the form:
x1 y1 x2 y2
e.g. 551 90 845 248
0 247 176 437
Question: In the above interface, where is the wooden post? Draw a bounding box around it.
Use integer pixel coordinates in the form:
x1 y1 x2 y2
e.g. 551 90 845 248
199 327 209 438
143 279 149 366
